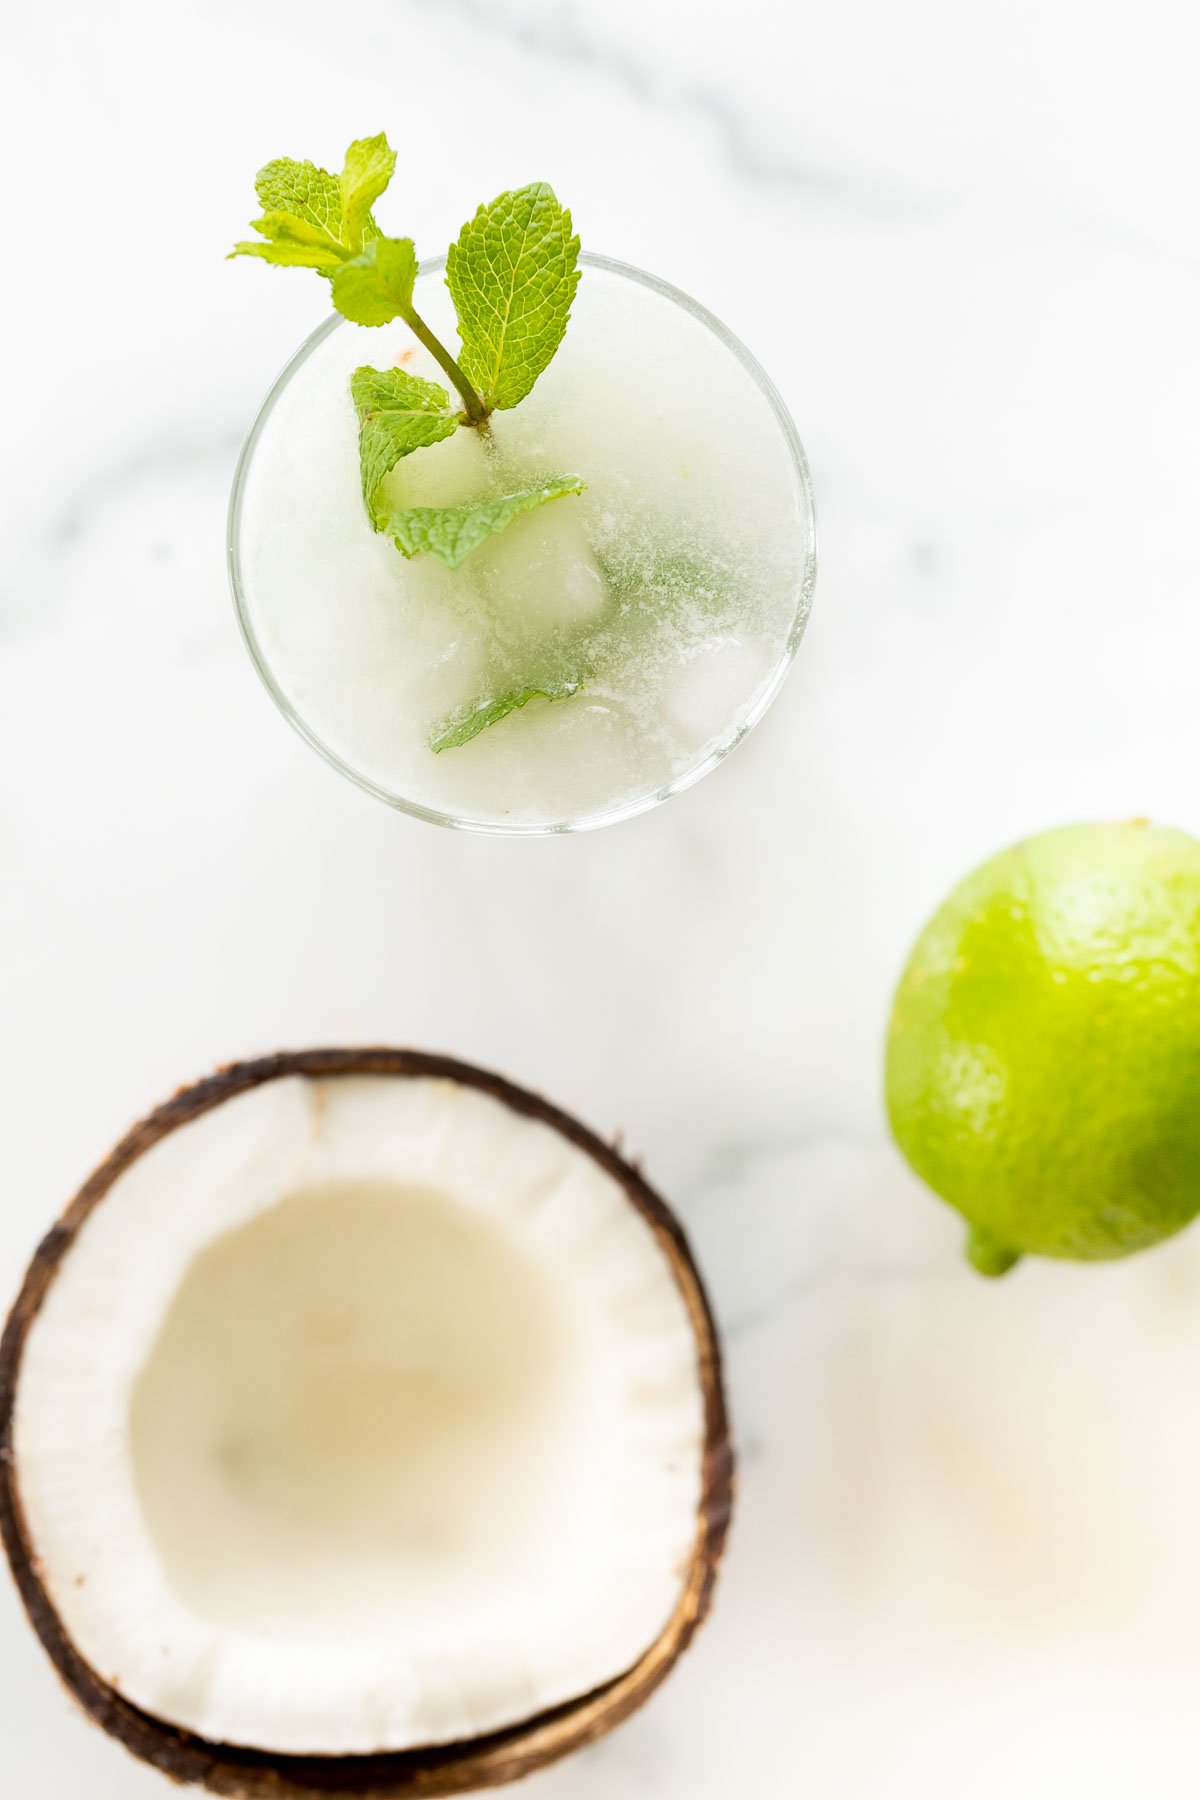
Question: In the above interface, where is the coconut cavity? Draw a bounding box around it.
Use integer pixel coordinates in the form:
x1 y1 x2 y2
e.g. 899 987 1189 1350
8 1065 719 1760
130 1180 584 1643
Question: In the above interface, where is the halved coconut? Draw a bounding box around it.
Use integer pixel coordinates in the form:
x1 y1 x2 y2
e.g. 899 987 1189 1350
0 1050 731 1796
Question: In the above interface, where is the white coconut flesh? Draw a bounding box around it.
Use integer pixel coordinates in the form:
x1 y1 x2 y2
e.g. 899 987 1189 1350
12 1076 707 1755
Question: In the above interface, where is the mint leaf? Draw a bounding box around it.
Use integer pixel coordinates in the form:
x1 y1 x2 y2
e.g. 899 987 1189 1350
446 183 580 410
350 366 460 525
229 230 346 272
254 159 344 246
231 137 396 271
382 476 585 569
338 134 396 251
332 237 418 327
431 677 585 752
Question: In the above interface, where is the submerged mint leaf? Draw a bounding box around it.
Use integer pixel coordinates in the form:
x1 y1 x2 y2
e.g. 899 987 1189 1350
350 367 459 525
332 237 419 327
338 134 396 250
431 677 586 752
231 136 396 271
383 476 586 570
446 183 580 411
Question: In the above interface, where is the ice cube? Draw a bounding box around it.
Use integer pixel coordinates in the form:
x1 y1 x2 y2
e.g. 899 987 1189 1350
473 495 608 640
661 634 775 751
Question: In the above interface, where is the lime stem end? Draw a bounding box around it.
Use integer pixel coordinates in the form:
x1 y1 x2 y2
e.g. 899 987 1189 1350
966 1226 1021 1278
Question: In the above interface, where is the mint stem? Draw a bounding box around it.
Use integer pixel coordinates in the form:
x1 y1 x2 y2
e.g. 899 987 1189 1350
400 304 489 426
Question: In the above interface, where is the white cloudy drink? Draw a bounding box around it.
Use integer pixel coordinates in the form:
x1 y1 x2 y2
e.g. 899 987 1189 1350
233 255 815 831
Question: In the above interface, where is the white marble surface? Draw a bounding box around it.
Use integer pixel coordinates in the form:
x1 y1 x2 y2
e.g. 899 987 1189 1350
4 0 1200 1793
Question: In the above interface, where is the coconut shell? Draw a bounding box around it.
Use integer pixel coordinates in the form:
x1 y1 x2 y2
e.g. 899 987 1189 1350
0 1048 734 1797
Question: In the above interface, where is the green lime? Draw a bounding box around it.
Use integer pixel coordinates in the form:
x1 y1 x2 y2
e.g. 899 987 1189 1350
885 821 1200 1276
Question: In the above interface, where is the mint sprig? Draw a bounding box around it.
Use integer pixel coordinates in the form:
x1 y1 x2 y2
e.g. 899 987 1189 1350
233 134 581 472
233 135 596 744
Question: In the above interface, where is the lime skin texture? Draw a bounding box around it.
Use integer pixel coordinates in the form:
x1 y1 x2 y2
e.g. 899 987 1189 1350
885 821 1200 1277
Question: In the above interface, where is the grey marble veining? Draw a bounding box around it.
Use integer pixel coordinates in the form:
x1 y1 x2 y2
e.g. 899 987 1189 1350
412 0 892 204
3 431 243 638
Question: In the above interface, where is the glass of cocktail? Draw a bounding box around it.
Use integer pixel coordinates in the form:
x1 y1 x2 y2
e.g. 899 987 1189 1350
228 144 816 834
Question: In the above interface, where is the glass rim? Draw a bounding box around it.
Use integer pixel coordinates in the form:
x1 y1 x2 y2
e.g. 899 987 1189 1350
227 251 819 836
